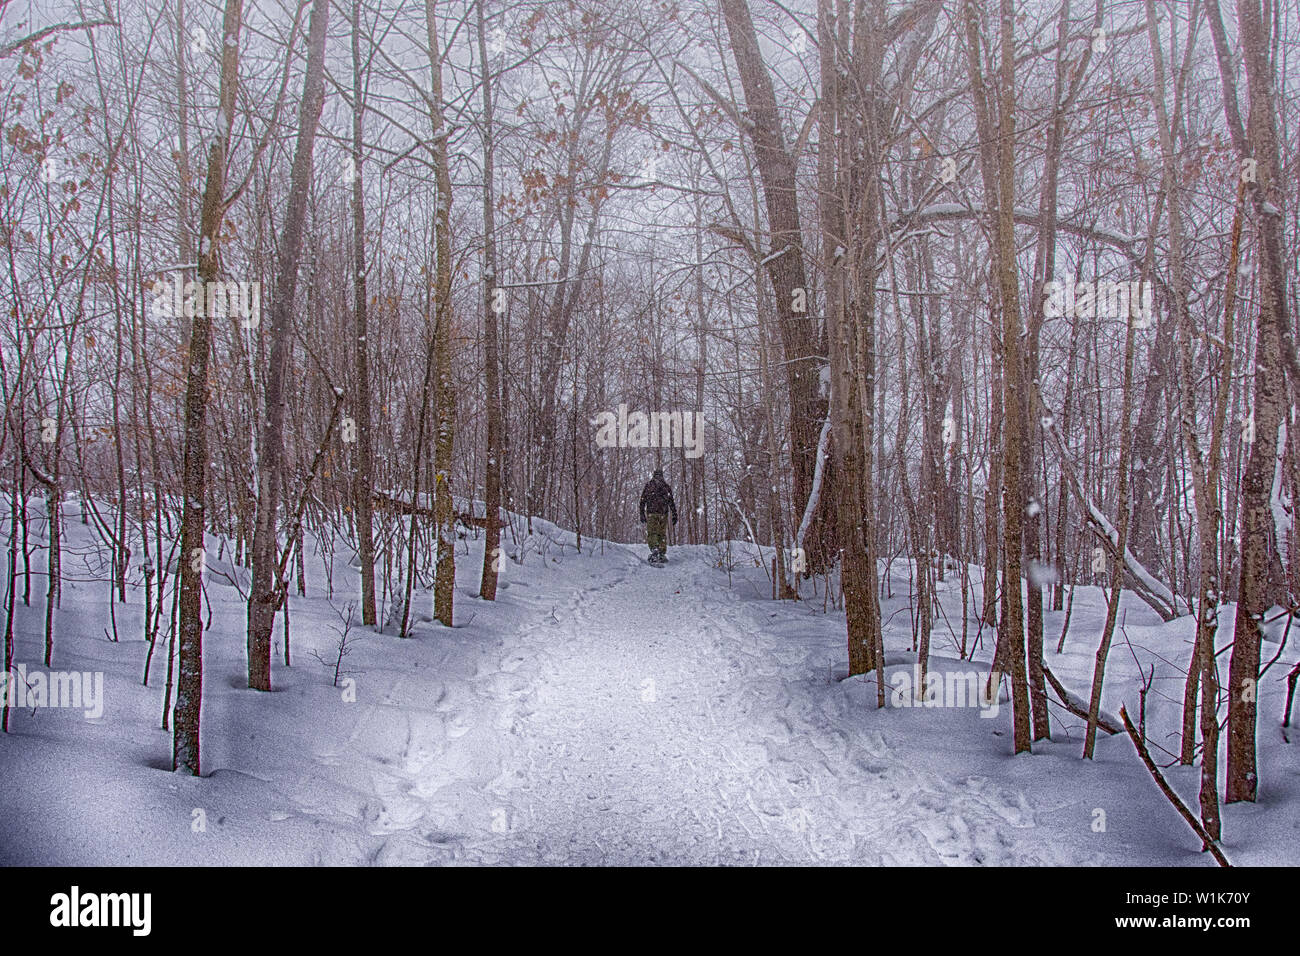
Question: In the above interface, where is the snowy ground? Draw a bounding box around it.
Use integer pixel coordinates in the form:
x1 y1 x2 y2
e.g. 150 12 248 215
1 504 1297 865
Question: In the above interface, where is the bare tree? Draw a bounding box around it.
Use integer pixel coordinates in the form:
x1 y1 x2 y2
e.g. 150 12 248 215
477 0 503 602
248 0 331 691
173 0 245 774
1217 0 1293 806
350 0 377 626
721 0 825 569
962 0 1031 753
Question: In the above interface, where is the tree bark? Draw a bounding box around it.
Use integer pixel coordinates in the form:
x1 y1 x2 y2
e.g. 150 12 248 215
248 0 330 690
350 0 377 626
173 0 243 774
722 0 824 570
1142 0 1223 838
424 0 456 627
818 0 874 680
476 0 502 602
1224 0 1291 804
963 0 1031 752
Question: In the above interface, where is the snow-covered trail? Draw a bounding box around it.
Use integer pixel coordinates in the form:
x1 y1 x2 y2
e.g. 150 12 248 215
5 513 1291 867
324 545 1109 866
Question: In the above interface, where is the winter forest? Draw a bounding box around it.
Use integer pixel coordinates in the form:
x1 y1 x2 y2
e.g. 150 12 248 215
0 0 1298 871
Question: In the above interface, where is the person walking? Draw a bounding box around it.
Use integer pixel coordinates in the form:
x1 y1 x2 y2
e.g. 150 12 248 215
639 467 678 566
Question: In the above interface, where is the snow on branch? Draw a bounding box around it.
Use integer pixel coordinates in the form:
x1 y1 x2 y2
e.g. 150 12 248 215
1032 384 1181 622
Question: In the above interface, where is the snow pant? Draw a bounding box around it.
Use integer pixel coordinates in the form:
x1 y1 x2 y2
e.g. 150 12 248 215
646 512 668 554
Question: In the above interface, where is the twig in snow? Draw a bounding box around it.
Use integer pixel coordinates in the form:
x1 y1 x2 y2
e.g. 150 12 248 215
1118 705 1231 867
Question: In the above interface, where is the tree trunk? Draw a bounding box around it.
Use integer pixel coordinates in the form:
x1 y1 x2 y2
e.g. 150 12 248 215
1225 0 1291 804
1142 0 1227 843
174 0 244 774
722 0 824 570
477 0 502 602
425 0 456 628
818 0 873 680
350 0 377 626
248 0 330 691
964 0 1031 752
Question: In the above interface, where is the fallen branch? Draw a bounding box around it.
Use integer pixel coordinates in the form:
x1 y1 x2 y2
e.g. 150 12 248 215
1031 383 1179 621
372 488 435 518
1042 664 1121 735
1119 705 1231 867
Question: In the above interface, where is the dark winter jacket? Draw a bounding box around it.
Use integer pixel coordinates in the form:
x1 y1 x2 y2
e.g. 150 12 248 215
639 476 678 523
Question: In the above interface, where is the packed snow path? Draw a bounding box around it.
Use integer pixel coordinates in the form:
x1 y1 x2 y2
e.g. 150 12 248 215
288 543 1129 866
7 519 1293 866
